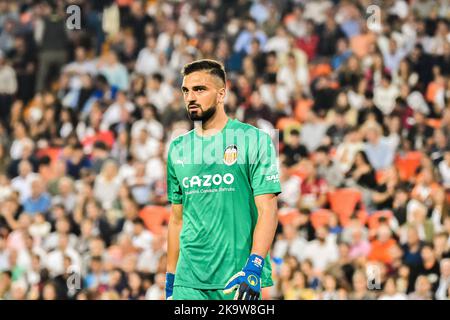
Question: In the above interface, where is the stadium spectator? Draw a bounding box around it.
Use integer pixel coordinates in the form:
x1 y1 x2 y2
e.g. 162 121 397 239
436 258 450 300
408 275 433 300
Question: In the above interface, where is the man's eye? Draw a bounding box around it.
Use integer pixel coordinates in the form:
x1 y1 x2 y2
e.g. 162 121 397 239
195 88 205 92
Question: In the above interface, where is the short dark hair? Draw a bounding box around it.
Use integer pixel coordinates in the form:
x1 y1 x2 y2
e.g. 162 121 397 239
421 242 434 251
151 72 164 83
316 145 329 154
91 256 103 263
133 217 145 226
93 140 108 151
181 59 226 85
72 142 83 150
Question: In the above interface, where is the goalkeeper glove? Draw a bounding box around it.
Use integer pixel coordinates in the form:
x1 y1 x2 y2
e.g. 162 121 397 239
165 272 175 300
223 254 264 300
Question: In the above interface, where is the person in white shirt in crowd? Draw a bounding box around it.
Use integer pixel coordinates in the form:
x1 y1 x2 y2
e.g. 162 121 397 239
277 51 309 98
135 36 160 77
278 162 301 208
24 254 42 288
259 70 291 114
97 50 129 91
303 0 333 25
300 110 329 153
145 143 165 191
131 103 163 141
45 233 81 278
284 5 307 39
272 224 308 264
9 122 33 161
27 213 51 247
145 73 174 113
384 115 401 154
93 160 121 211
10 161 39 205
126 161 152 207
63 46 97 90
101 91 135 130
130 128 160 163
110 130 130 166
408 275 433 300
435 258 450 300
16 233 46 274
265 26 291 55
145 272 165 300
335 128 365 174
131 218 153 252
428 20 450 56
234 18 267 54
303 226 339 273
378 276 407 300
378 36 415 74
137 234 166 275
373 73 399 115
363 124 395 170
43 216 78 252
51 177 77 214
318 273 340 300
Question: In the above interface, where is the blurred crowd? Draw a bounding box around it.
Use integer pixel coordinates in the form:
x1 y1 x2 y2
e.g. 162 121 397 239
0 0 450 300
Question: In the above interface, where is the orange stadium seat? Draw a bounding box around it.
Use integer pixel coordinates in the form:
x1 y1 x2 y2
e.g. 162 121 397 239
328 188 363 225
310 209 333 230
395 151 422 181
277 208 301 226
82 130 115 149
139 205 171 235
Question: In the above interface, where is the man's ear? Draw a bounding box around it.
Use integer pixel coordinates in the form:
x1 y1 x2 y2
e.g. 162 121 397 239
217 86 226 104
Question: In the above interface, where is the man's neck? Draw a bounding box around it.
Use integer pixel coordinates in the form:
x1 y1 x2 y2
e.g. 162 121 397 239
194 109 229 137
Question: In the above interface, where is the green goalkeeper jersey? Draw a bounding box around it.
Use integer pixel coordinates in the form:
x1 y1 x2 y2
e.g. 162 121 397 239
167 118 282 290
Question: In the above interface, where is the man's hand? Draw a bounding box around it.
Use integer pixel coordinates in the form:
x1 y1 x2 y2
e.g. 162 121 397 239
223 254 264 300
165 273 175 300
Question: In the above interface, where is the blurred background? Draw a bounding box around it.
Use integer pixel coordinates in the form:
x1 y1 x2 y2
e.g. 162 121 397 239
0 0 449 300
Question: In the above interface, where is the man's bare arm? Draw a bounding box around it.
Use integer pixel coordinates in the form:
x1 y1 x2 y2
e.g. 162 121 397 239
167 203 183 273
251 193 278 258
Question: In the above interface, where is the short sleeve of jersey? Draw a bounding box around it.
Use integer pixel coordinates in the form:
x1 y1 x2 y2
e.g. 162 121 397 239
248 131 282 197
166 141 183 204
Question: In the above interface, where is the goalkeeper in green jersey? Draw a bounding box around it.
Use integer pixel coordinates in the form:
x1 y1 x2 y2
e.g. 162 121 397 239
165 59 281 300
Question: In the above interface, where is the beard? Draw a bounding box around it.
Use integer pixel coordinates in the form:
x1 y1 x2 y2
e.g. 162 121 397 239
187 103 217 122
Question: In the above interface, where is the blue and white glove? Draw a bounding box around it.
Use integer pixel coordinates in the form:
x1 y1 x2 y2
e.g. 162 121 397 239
223 254 264 300
165 272 175 300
